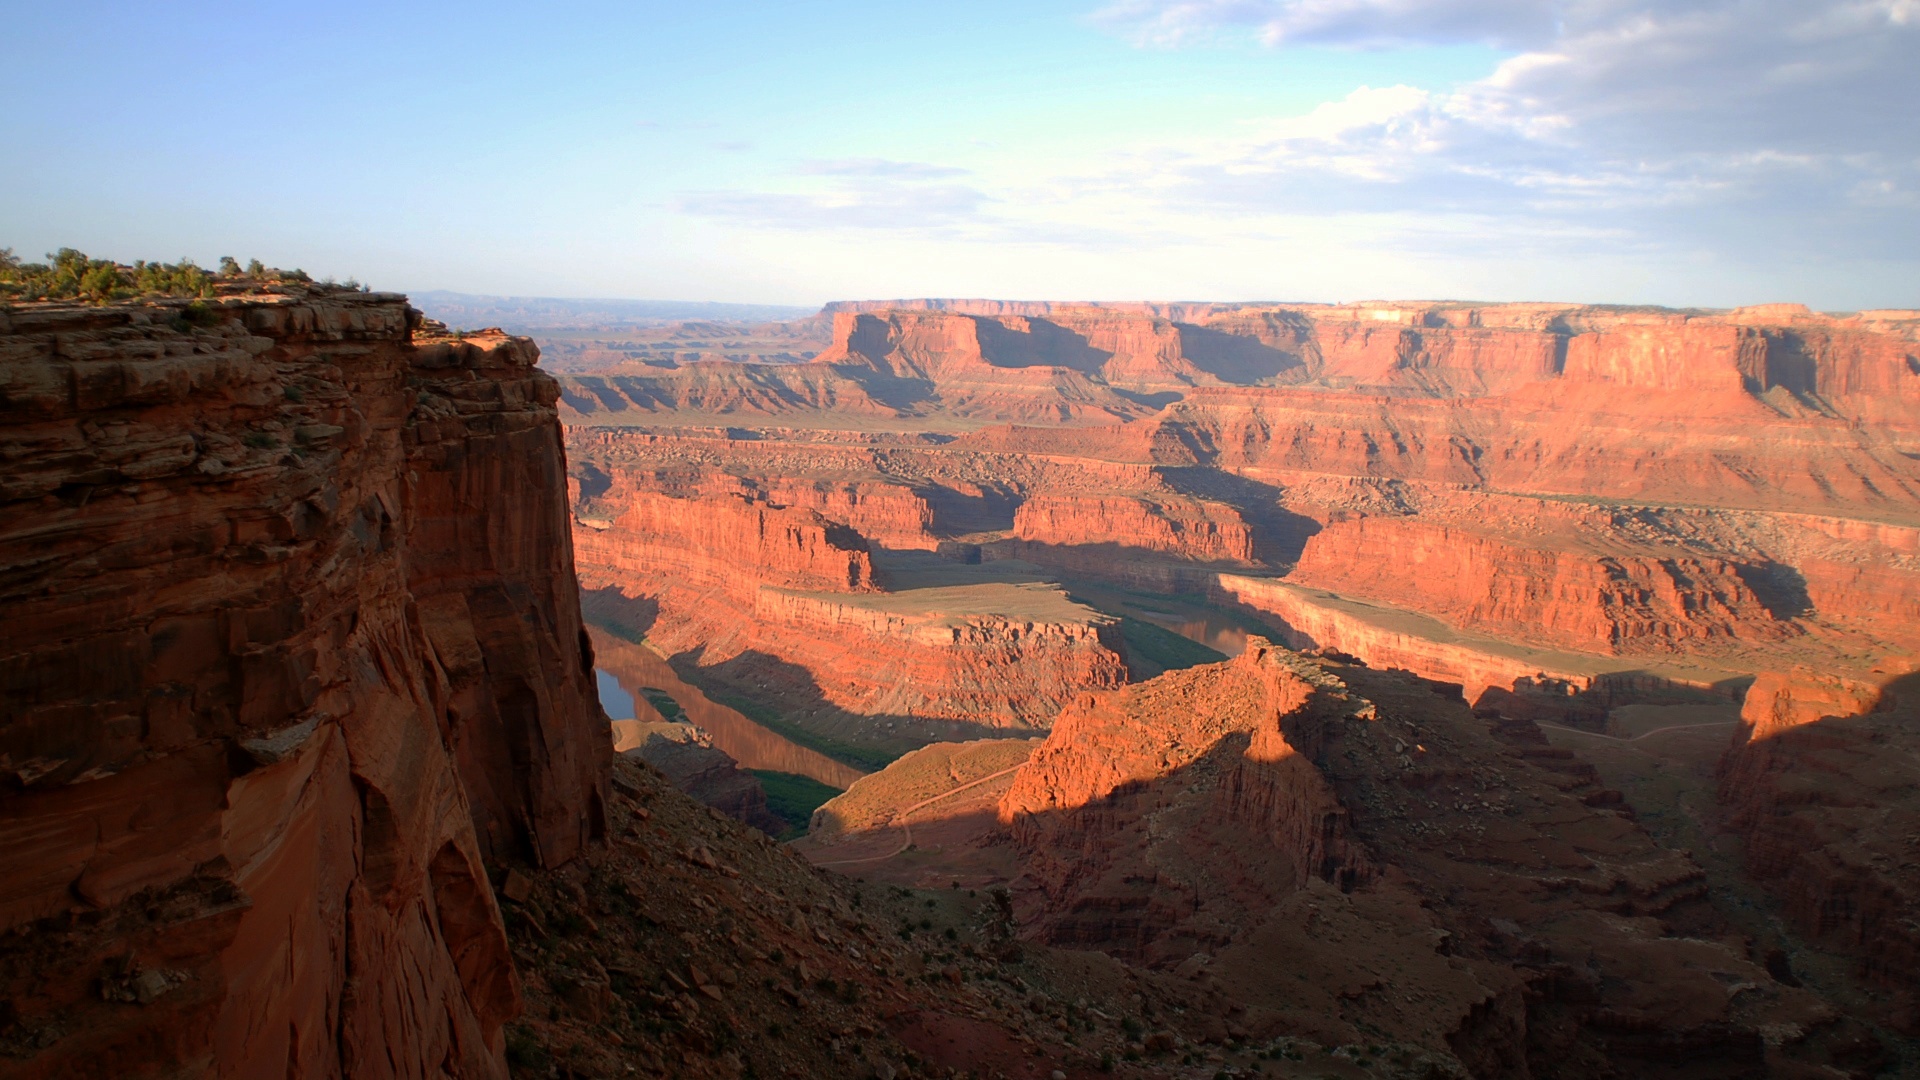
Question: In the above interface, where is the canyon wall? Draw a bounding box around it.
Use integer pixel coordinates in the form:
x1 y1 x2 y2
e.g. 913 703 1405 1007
575 481 877 598
798 301 1920 407
559 395 1920 713
1286 515 1796 655
0 291 606 1077
1717 667 1920 1025
570 482 1128 733
1010 493 1256 564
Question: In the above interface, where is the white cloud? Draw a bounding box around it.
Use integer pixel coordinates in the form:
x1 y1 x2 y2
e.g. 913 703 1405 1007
672 1 1918 304
1084 0 1920 273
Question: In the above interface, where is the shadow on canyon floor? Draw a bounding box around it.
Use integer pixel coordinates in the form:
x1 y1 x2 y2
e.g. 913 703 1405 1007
580 585 660 642
1152 466 1322 566
916 481 1021 534
1173 322 1311 385
668 645 1034 771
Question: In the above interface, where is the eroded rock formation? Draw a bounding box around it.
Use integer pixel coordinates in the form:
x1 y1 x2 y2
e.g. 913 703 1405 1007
570 469 1130 739
989 643 1871 1073
0 288 606 1076
1718 666 1920 1031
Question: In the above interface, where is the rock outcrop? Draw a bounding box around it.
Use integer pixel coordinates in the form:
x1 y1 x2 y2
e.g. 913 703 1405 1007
997 643 1868 1074
1000 644 1365 961
1717 666 1920 1030
0 288 606 1077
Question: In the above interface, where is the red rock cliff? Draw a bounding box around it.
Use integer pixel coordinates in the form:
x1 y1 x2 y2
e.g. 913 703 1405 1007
0 290 607 1077
571 482 1126 731
574 481 878 600
1288 515 1796 655
999 643 1367 960
1716 666 1920 1020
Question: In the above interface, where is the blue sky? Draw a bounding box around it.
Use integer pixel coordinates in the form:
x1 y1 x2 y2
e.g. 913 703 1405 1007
3 1 1915 308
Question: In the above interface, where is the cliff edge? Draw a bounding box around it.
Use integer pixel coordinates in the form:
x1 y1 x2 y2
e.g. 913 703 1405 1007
0 285 608 1076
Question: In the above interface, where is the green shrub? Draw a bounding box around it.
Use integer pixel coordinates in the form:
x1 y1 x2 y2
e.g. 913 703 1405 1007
169 301 224 331
0 247 312 302
750 770 842 834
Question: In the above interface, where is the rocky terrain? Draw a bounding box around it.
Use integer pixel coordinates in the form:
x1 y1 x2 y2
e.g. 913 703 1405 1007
561 299 1919 710
0 284 606 1076
570 450 1134 756
564 298 1920 1074
7 283 1919 1078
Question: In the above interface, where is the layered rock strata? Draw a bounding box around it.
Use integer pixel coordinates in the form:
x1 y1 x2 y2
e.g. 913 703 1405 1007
1286 516 1797 655
0 290 606 1077
560 301 1920 431
571 479 1129 734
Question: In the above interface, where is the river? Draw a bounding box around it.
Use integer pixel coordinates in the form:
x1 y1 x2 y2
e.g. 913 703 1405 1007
1063 581 1273 658
1144 609 1260 657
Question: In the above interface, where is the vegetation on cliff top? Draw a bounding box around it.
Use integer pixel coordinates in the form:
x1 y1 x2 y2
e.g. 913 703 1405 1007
0 247 316 303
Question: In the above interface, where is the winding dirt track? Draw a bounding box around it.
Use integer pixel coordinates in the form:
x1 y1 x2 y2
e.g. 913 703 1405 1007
814 764 1026 866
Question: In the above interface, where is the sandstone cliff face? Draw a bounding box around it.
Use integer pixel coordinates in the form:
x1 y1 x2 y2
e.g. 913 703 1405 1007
0 291 605 1077
1287 516 1796 655
570 481 1127 732
1009 493 1257 565
1732 668 1885 739
1717 667 1920 1024
575 482 877 599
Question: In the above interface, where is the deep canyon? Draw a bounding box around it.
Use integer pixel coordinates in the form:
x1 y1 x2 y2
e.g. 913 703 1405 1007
3 286 1919 1078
